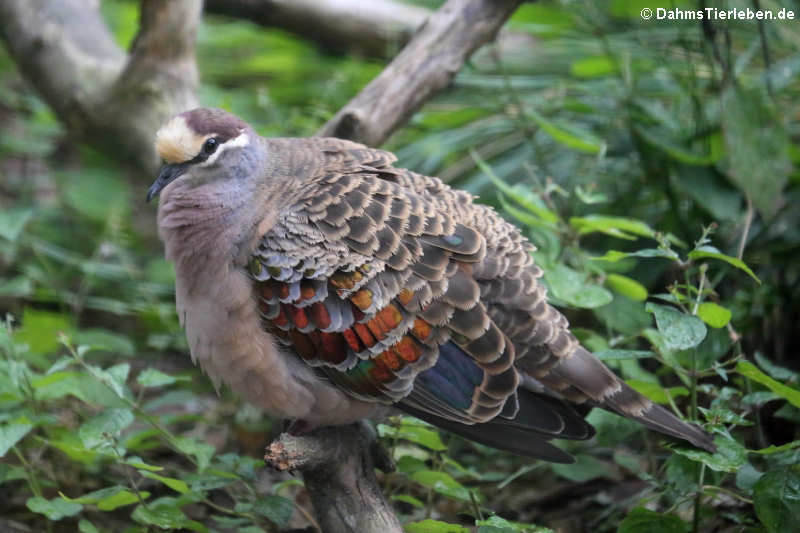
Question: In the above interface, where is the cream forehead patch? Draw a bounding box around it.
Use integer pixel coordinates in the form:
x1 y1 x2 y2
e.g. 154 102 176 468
155 116 212 164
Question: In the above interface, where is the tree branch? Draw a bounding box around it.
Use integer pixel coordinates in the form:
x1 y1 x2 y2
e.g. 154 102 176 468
265 423 401 533
205 0 429 59
0 0 201 172
316 0 524 146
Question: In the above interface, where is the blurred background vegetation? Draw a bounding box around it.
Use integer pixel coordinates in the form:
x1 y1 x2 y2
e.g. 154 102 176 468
1 0 799 532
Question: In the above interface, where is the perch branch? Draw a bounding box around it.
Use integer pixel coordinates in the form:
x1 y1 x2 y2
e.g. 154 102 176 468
265 423 401 533
205 0 429 59
0 0 201 172
316 0 524 146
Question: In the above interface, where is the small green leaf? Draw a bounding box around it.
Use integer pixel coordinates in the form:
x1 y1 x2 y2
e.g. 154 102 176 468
391 493 425 508
696 302 731 328
571 56 617 78
594 350 654 361
688 246 760 283
141 471 190 494
404 519 470 533
79 408 134 450
476 515 554 533
606 274 647 301
0 417 33 457
132 500 189 529
378 421 446 451
137 368 184 387
592 248 680 262
173 436 215 472
737 361 800 408
410 470 474 502
618 507 690 533
527 108 606 154
26 496 83 520
645 303 707 351
545 264 613 309
97 489 150 511
673 434 747 472
252 495 294 527
0 207 34 241
753 466 800 533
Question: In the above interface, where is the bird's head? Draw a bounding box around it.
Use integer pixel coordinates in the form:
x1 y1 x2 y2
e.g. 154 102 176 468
147 108 254 202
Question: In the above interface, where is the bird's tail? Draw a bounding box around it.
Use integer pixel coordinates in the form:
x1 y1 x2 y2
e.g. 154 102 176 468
521 345 716 452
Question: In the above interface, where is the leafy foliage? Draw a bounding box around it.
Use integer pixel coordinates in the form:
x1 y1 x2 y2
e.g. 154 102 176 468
1 0 799 532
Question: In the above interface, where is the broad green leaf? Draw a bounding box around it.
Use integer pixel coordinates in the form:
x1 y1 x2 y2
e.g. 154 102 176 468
627 380 689 405
0 207 33 241
571 56 617 78
79 408 134 450
527 108 605 154
545 264 613 309
61 169 130 222
0 417 33 457
26 496 83 520
645 303 707 351
476 515 554 532
752 441 800 455
404 519 470 533
410 470 474 502
74 329 135 357
132 500 189 529
14 308 73 361
98 489 148 511
753 466 800 533
696 302 731 328
141 471 190 494
736 361 800 408
721 87 791 219
606 274 647 301
673 434 747 472
688 246 760 283
252 495 294 527
617 507 689 533
78 519 101 533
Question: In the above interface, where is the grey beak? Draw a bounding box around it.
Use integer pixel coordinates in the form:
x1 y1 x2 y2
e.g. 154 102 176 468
147 163 188 202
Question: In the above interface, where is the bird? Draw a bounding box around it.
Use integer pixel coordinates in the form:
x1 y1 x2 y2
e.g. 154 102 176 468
147 107 715 463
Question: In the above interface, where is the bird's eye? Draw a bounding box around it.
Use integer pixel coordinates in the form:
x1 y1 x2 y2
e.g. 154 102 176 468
202 138 218 155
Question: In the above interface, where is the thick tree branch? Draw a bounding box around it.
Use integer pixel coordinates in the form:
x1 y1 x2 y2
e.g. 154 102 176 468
316 0 524 146
205 0 429 59
0 0 201 172
265 423 402 533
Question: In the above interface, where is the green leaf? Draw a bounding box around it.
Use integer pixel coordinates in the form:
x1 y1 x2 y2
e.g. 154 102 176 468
592 248 680 262
617 507 689 533
410 470 474 502
545 264 613 309
252 495 294 527
527 108 606 154
476 515 553 533
404 519 470 533
753 466 800 533
78 519 101 533
132 500 189 529
98 489 149 511
60 169 130 223
0 207 33 241
0 417 33 457
721 87 791 219
141 471 190 494
79 408 134 450
552 454 616 483
606 274 647 301
391 493 425 508
26 496 83 520
0 276 33 298
645 303 707 351
173 436 215 472
696 302 731 328
688 246 760 283
594 350 654 361
754 352 798 382
634 125 721 165
571 56 617 78
378 421 446 451
14 308 73 361
736 361 800 408
137 368 184 387
673 434 747 472
627 380 689 405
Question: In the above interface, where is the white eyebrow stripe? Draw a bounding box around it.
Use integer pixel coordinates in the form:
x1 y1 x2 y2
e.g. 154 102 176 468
198 131 250 167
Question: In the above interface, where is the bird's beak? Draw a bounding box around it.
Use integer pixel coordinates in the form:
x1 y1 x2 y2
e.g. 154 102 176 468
147 163 188 203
